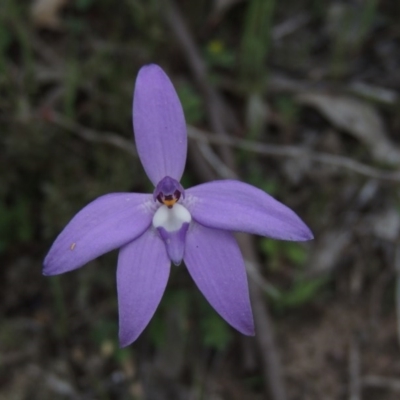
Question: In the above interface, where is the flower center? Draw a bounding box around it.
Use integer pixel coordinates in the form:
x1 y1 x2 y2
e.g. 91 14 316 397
153 176 185 209
152 176 191 265
152 204 191 265
158 192 180 208
152 203 191 232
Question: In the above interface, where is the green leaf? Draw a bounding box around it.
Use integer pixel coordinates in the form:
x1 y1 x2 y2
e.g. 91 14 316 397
201 312 232 350
177 83 204 125
205 40 235 69
275 95 299 126
275 278 328 310
260 240 308 269
285 243 308 266
75 0 95 11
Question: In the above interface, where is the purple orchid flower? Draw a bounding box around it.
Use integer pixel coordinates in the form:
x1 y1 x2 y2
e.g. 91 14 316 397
44 64 313 347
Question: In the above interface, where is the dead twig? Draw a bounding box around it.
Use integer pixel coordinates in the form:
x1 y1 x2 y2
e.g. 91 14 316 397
349 337 361 400
164 0 238 164
395 244 400 348
164 2 288 399
47 112 136 156
196 141 237 179
244 259 281 299
188 126 400 182
47 113 400 183
272 13 311 40
363 375 400 392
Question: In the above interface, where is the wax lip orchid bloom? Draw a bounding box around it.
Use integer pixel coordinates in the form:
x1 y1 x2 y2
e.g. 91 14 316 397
44 64 313 347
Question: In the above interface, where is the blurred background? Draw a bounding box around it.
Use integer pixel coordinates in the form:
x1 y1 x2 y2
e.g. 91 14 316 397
1 0 400 399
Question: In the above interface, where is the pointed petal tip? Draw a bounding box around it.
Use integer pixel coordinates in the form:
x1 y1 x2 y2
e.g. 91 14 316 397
234 319 255 336
242 325 256 337
118 332 137 348
42 250 66 275
138 63 164 75
305 230 314 241
136 64 167 87
42 258 59 276
291 224 314 241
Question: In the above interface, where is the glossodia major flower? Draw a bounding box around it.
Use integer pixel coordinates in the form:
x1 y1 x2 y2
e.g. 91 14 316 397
44 64 313 347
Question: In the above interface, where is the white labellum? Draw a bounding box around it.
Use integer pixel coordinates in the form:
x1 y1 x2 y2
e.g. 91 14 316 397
152 204 191 232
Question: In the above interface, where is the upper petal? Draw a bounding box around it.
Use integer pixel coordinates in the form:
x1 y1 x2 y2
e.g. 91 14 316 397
186 180 313 241
133 64 187 185
117 229 170 347
43 193 154 275
184 223 254 336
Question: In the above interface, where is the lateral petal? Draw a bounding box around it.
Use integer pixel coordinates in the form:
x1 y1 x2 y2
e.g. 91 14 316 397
117 229 170 347
184 223 254 336
186 180 313 241
133 64 187 185
43 193 154 275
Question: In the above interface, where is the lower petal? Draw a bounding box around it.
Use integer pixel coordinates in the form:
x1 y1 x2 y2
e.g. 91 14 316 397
117 229 170 347
184 223 254 336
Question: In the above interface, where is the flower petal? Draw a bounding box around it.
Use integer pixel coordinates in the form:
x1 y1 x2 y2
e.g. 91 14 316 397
186 180 313 241
157 223 189 266
43 193 154 276
184 223 254 335
117 229 170 347
152 203 191 265
133 64 187 185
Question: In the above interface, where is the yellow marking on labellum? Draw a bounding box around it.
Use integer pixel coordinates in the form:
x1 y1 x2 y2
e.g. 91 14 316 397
163 198 177 208
70 243 76 250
